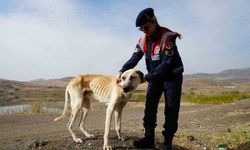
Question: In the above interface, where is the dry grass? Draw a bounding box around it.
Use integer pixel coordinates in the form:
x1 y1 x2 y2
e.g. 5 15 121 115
208 122 250 149
131 91 250 104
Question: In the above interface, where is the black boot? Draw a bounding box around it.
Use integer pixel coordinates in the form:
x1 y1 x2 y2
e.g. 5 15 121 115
162 142 172 150
162 135 173 150
133 128 155 149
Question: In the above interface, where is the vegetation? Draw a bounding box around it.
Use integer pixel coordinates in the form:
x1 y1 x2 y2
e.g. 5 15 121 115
131 91 250 104
209 122 250 149
168 122 250 150
181 91 250 104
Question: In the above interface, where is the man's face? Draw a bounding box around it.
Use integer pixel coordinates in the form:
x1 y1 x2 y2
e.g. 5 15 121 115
138 21 156 37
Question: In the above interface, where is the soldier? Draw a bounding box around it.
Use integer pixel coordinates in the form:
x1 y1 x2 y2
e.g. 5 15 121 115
117 8 184 150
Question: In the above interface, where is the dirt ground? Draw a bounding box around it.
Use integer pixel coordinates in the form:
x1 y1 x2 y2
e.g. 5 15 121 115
0 99 250 150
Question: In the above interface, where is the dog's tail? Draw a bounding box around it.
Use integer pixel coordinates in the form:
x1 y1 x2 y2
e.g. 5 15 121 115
54 87 70 121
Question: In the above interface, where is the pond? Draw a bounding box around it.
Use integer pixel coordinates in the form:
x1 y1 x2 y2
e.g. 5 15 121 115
0 104 63 115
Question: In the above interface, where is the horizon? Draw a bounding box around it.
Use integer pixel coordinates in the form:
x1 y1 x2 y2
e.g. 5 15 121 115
1 66 249 82
1 0 250 81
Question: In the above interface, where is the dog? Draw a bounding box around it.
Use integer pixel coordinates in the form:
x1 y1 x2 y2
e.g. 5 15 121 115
54 69 144 150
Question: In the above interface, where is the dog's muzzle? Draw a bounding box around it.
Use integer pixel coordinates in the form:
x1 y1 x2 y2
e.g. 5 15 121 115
123 86 133 93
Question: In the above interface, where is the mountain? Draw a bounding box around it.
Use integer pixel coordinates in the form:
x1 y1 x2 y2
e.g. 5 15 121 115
1 67 250 95
185 67 250 79
28 77 73 87
183 67 250 94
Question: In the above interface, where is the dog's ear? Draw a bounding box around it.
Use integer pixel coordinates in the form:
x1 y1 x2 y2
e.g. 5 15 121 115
135 70 145 83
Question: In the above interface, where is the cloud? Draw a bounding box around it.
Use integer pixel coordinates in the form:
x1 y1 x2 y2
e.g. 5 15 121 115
0 0 137 81
159 0 250 73
0 0 249 80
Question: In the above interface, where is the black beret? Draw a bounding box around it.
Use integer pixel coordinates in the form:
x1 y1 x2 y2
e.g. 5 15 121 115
136 8 154 27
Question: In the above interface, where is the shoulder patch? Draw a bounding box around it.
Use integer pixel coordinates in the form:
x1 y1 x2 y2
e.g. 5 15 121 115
134 44 141 52
166 42 174 49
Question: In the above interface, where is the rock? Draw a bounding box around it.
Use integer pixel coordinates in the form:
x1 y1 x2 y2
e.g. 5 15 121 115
28 139 48 149
203 146 208 150
29 139 39 148
39 140 48 146
195 144 201 148
187 135 195 141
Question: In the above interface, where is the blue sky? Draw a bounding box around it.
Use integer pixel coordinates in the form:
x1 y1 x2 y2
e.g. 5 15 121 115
0 0 249 81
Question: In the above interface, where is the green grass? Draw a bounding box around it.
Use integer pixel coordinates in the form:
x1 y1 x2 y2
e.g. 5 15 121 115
131 91 250 104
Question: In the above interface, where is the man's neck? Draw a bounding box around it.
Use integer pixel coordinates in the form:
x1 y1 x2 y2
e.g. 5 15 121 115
147 25 161 41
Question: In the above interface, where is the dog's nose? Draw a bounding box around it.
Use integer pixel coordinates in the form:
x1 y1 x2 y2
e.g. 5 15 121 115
123 86 130 93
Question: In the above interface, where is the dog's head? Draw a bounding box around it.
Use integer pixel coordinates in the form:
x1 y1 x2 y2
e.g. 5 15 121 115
120 69 144 93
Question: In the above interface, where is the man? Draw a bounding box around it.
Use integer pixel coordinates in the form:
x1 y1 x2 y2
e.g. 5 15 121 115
117 8 183 150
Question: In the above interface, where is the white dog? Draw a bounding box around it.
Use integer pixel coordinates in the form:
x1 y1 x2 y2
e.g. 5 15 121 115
54 69 144 150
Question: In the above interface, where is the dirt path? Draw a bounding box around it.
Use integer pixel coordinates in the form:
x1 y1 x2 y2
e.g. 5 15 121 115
0 100 250 150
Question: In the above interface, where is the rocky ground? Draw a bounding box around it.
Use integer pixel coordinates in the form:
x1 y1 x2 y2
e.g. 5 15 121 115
0 100 250 150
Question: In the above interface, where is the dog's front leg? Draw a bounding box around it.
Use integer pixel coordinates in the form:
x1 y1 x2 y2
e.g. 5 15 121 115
114 108 125 141
103 103 115 150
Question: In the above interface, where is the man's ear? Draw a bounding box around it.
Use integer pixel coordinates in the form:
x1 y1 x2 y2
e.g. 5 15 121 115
135 70 145 83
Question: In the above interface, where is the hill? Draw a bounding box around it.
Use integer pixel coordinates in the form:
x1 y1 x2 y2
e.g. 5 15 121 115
185 67 250 79
1 67 250 97
28 77 72 87
183 67 250 94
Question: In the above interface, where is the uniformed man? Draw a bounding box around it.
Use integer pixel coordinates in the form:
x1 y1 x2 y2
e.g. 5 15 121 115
117 8 184 150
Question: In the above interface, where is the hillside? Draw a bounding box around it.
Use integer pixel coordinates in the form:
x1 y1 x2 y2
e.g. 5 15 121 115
28 77 72 87
1 67 250 97
185 67 250 79
183 67 250 93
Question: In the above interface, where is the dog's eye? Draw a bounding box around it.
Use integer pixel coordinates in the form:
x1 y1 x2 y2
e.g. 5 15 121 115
122 76 126 80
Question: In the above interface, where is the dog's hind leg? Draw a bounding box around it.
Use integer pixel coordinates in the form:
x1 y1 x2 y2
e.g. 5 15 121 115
67 107 82 143
67 90 83 143
78 91 94 138
79 107 94 138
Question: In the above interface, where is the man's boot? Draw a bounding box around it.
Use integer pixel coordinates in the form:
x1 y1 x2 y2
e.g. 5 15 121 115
162 142 172 150
162 135 174 150
133 128 155 149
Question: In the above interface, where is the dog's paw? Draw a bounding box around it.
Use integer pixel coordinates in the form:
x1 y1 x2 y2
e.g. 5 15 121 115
74 138 83 143
117 135 127 141
118 136 126 141
103 145 112 150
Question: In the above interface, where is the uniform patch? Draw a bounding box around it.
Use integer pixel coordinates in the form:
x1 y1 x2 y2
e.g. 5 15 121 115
134 45 141 52
134 47 139 52
154 45 160 55
166 42 174 49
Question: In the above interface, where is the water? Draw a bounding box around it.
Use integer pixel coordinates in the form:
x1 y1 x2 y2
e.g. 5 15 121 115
42 107 63 114
0 104 32 115
0 104 63 115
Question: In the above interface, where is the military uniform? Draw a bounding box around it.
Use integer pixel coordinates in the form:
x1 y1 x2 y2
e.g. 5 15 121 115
119 8 184 150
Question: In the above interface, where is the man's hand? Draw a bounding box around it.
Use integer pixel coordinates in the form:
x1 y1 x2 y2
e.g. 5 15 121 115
144 74 151 82
116 72 122 84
